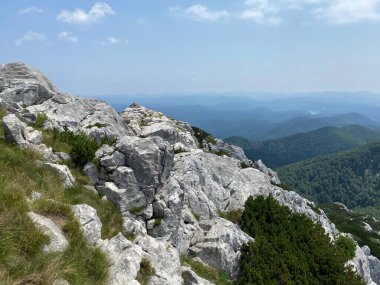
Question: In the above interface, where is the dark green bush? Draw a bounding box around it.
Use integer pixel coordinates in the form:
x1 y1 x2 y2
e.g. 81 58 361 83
238 196 364 285
192 126 216 146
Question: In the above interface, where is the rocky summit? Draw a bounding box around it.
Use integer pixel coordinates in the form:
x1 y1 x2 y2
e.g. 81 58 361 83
1 62 380 285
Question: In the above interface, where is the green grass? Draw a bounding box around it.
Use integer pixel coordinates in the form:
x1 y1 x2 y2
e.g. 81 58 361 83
33 113 49 130
180 256 233 285
0 122 114 284
136 258 156 285
218 210 242 224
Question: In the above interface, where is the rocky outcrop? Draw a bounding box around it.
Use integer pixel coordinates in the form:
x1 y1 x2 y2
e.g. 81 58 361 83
121 103 199 149
2 113 42 147
363 246 380 284
2 62 380 285
28 212 69 253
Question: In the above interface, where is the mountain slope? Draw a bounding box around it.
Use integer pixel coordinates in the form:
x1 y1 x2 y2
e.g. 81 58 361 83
1 62 379 285
226 125 380 168
277 141 380 210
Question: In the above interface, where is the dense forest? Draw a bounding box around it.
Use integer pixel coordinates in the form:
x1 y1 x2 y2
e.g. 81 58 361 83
277 141 380 212
236 196 363 285
226 125 380 168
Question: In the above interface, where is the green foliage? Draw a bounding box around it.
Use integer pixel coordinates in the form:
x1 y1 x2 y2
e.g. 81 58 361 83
322 203 380 259
180 255 233 285
226 125 380 168
33 113 49 130
240 162 250 169
129 205 146 215
192 126 216 146
238 196 364 285
218 210 242 224
211 149 230 157
0 106 7 119
277 141 380 209
136 258 156 285
154 218 162 227
0 126 109 284
44 127 100 168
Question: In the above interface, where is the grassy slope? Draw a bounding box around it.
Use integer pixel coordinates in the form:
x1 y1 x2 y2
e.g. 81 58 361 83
226 125 380 168
0 107 123 284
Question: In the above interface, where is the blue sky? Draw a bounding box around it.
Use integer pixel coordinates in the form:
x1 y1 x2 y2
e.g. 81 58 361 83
1 0 380 95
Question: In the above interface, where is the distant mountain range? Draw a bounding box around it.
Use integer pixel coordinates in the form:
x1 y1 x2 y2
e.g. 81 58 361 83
96 92 380 141
225 124 380 168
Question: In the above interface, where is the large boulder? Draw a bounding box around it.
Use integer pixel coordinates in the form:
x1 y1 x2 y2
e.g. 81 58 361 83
0 62 57 108
2 113 42 147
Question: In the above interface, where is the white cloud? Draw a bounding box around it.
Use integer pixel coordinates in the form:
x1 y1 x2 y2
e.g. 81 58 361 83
58 31 78 42
169 4 229 22
315 0 380 24
19 6 43 15
15 31 47 46
102 37 128 45
240 0 283 26
57 2 115 26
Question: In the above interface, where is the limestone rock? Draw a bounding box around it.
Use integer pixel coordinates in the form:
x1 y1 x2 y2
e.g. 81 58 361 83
72 204 102 246
0 62 57 107
44 163 76 187
189 218 253 279
363 246 380 284
116 136 174 189
101 233 143 285
121 104 199 149
28 212 68 253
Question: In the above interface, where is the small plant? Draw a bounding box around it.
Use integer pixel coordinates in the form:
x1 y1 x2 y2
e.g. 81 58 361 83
240 162 250 169
0 106 7 119
180 255 233 285
101 134 117 146
154 218 162 227
33 113 48 130
136 258 156 285
193 212 201 221
191 126 216 146
219 210 243 224
129 205 147 215
211 149 230 157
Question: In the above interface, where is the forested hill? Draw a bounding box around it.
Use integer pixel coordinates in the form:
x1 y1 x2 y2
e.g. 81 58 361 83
277 141 380 211
226 125 380 168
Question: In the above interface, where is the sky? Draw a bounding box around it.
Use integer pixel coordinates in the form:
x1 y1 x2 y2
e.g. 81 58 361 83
1 0 380 95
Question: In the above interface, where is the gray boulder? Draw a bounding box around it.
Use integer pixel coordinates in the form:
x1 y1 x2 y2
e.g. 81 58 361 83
44 163 76 187
28 212 69 253
72 204 102 246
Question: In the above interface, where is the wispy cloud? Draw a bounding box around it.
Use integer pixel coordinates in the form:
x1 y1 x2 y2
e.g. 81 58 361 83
58 31 79 42
15 31 47 46
240 0 283 26
19 6 43 15
101 37 128 45
57 2 115 26
169 4 229 22
315 0 380 24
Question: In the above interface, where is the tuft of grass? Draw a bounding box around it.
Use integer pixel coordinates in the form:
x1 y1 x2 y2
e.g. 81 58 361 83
154 218 162 227
180 255 233 285
136 258 156 285
33 113 49 130
129 205 147 215
218 210 243 224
